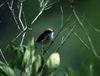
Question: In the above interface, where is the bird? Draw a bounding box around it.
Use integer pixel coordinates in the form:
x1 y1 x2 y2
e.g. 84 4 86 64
36 28 54 53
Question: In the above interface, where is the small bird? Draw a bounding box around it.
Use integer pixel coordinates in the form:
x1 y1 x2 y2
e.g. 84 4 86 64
36 28 54 53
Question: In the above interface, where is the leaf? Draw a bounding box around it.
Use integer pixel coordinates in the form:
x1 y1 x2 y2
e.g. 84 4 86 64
65 66 79 76
80 56 91 76
15 45 26 70
41 53 60 76
21 41 31 71
29 37 37 64
0 63 15 76
21 37 37 71
9 42 19 69
20 45 27 54
9 42 18 56
28 53 44 76
9 42 26 70
24 37 37 73
93 57 100 76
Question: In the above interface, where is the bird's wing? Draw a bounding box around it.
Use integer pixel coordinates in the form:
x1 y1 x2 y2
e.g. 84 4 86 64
36 34 46 42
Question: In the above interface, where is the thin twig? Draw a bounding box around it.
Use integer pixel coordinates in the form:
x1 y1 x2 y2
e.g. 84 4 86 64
74 32 92 52
24 0 50 33
30 0 49 26
20 7 27 46
54 13 72 41
22 9 27 27
46 0 60 8
0 48 8 65
70 3 100 59
89 23 100 33
60 6 63 28
20 32 26 46
19 2 24 30
0 0 7 7
55 24 76 52
61 36 64 43
60 20 77 34
80 13 100 33
65 72 68 76
3 29 25 53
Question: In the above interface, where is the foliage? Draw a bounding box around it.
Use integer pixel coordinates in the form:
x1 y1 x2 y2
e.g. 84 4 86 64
65 56 100 76
0 37 60 76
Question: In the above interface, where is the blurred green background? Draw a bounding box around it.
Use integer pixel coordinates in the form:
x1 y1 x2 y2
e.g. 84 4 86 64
0 0 100 76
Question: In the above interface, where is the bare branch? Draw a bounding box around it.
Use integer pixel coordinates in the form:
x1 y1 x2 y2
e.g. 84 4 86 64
3 29 25 53
30 0 49 26
60 20 77 34
19 8 27 46
80 13 100 33
19 2 25 30
22 9 27 27
89 23 100 33
38 0 44 8
0 0 7 7
60 6 63 28
54 13 72 41
65 72 68 76
0 48 8 65
20 32 26 46
74 32 92 52
46 0 60 8
61 36 64 44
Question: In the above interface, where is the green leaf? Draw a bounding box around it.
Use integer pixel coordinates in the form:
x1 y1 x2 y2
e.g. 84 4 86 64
20 45 27 54
21 41 31 71
28 53 44 76
9 42 18 56
93 57 100 76
29 37 37 64
0 63 15 76
14 45 26 70
9 42 26 70
9 42 19 68
9 37 37 71
65 66 79 76
21 37 37 71
41 53 60 76
80 56 91 76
